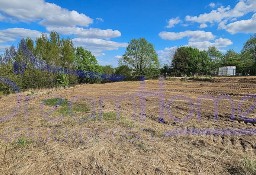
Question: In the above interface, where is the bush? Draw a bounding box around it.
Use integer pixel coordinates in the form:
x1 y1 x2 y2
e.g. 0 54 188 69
57 74 69 88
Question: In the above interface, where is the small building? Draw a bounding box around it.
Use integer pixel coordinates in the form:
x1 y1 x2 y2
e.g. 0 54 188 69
218 66 236 76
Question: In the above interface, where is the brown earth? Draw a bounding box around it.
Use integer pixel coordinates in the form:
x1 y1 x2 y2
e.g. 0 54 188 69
0 77 255 174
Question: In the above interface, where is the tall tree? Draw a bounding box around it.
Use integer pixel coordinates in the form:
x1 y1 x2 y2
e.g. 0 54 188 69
115 65 132 78
48 31 61 65
75 47 101 72
207 46 223 70
222 50 240 66
60 39 75 69
241 34 256 75
121 38 159 77
172 47 212 76
101 65 115 75
35 34 49 62
75 47 102 83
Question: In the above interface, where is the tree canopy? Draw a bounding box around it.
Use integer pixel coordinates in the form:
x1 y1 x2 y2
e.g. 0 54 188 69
120 38 160 78
171 47 212 76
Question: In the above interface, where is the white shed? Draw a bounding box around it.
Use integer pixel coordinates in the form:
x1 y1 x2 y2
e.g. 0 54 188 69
218 66 236 76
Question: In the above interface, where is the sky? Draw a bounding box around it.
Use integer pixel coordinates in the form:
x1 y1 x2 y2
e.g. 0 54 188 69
0 0 255 67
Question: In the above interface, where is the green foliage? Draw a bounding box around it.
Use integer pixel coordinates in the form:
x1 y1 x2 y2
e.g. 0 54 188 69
101 65 115 75
241 34 256 75
16 137 32 147
75 47 102 83
115 65 132 80
172 47 213 76
160 64 171 77
119 118 135 128
120 38 160 78
57 74 69 88
241 158 256 174
72 102 90 113
102 111 117 121
43 98 69 107
43 98 90 116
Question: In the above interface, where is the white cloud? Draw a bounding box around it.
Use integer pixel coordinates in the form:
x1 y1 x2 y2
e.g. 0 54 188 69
222 13 256 34
186 0 256 25
72 38 127 56
46 27 121 39
159 30 215 42
185 6 231 24
209 3 216 8
166 17 181 28
188 38 233 50
199 23 208 28
157 47 177 65
115 55 122 59
0 28 42 43
0 0 127 57
0 0 93 27
96 18 104 22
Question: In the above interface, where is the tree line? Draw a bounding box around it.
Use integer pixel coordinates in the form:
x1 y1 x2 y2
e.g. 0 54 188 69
162 34 256 77
0 31 256 94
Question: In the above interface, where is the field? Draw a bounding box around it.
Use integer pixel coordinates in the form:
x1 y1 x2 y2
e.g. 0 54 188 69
0 77 256 174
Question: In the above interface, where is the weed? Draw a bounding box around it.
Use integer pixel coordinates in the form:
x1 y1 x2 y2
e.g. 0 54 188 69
43 98 90 116
119 118 135 128
241 157 256 175
43 98 68 107
137 142 147 151
16 137 32 147
73 102 90 113
102 112 117 121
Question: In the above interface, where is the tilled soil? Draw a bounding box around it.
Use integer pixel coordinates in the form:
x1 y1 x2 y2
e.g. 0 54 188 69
0 77 255 174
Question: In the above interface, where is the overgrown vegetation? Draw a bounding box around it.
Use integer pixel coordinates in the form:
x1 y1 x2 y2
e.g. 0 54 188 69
43 98 90 116
1 32 256 95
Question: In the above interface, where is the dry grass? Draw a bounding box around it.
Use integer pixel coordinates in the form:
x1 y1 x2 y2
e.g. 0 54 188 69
0 77 256 174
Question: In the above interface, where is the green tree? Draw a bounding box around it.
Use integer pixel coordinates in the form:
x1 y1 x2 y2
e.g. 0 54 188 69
75 47 102 83
48 31 61 66
60 39 75 69
115 65 132 79
101 65 115 75
172 47 212 76
241 34 256 75
221 50 240 66
160 64 171 77
207 46 223 71
35 34 49 62
75 47 102 72
121 38 160 78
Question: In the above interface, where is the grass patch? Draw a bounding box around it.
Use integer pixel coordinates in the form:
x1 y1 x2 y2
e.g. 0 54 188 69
42 98 90 116
15 137 32 148
43 98 68 107
102 112 117 121
73 102 90 113
81 111 118 122
241 158 256 175
119 118 135 128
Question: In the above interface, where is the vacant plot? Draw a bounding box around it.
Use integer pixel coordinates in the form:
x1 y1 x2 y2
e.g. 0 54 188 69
0 77 256 174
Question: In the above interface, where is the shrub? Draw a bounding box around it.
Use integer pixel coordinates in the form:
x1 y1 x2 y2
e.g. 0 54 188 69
57 73 69 88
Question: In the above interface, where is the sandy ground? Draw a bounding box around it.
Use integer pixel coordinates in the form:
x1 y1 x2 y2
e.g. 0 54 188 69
0 77 255 174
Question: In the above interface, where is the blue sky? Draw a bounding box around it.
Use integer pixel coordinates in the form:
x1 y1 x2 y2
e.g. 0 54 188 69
0 0 255 67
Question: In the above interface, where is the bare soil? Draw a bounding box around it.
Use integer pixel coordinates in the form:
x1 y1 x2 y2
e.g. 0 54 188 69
0 77 255 174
